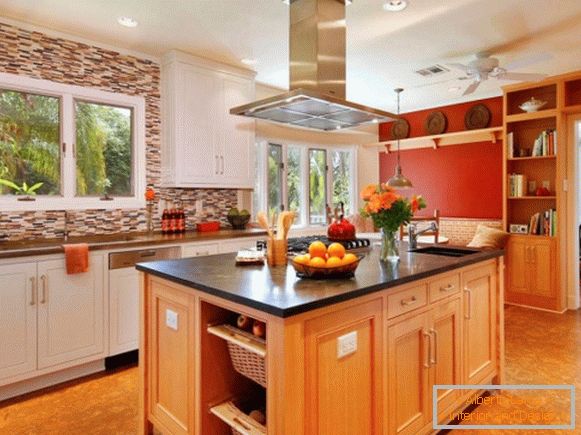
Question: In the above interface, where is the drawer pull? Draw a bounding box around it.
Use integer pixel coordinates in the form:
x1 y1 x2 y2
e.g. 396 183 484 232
30 277 36 306
430 328 438 365
423 329 432 368
40 275 48 304
440 284 455 292
464 287 472 319
400 295 417 306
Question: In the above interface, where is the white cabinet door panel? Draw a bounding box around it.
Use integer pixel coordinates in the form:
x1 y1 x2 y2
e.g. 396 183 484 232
37 255 105 369
0 263 37 382
219 238 260 254
182 243 220 258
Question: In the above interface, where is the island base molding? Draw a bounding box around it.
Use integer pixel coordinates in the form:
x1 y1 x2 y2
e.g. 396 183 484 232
139 258 504 435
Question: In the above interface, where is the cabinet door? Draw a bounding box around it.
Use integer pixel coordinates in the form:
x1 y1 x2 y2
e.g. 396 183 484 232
109 267 140 356
305 299 383 435
387 312 431 435
182 242 219 258
37 255 105 369
462 264 497 385
505 237 528 296
430 298 462 421
177 63 222 185
148 278 196 435
530 239 555 298
0 263 37 382
218 238 259 254
220 74 255 188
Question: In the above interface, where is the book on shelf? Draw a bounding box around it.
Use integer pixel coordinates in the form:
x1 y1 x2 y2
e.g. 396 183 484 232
507 132 514 158
508 173 527 197
531 129 557 157
528 209 556 236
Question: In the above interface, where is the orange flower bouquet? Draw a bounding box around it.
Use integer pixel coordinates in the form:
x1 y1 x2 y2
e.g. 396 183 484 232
360 184 426 262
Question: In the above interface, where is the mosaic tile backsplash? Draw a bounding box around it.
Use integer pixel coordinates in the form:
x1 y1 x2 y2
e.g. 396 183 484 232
0 21 238 241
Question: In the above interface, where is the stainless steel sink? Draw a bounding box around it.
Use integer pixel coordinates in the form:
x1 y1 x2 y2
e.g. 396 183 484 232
411 246 480 257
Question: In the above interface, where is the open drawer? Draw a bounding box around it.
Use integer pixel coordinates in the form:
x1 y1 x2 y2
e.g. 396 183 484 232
210 400 267 435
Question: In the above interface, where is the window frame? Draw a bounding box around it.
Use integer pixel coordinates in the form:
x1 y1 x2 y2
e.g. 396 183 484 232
0 72 146 210
255 137 357 229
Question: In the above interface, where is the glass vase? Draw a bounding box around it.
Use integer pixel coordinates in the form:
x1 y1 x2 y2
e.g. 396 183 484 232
380 228 399 263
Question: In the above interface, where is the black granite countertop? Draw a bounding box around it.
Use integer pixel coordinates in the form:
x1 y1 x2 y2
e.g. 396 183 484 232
136 243 503 318
0 229 267 259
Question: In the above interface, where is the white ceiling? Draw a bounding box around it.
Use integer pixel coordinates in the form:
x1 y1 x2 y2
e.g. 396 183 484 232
2 0 581 113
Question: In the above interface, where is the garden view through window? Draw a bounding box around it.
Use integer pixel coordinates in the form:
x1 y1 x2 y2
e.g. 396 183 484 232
0 86 134 200
0 89 60 195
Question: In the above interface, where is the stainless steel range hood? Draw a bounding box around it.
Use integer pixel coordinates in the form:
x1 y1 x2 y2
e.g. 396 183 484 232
230 0 398 131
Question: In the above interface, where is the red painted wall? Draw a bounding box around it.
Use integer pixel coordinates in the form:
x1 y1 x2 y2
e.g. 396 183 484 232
379 97 503 219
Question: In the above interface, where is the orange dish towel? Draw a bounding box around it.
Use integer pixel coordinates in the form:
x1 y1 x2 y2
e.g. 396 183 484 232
63 243 89 274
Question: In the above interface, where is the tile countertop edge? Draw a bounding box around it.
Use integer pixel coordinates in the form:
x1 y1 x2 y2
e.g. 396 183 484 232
0 229 268 259
136 249 504 318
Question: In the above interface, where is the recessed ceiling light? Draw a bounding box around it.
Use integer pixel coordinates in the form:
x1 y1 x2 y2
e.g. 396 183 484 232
448 86 461 92
383 0 408 12
241 58 258 66
371 118 379 123
117 16 138 28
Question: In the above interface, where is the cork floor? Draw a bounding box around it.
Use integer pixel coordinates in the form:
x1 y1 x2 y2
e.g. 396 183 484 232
0 305 579 434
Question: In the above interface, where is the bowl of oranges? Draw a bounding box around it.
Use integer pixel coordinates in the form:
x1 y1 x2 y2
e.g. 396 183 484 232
291 241 363 279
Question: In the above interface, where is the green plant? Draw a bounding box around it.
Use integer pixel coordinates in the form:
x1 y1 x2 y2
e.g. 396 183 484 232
0 179 44 195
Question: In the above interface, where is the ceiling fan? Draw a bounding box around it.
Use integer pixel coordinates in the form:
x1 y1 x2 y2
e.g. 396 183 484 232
447 52 549 96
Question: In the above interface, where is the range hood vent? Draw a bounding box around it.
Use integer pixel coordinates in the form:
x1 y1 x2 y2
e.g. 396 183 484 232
230 0 397 131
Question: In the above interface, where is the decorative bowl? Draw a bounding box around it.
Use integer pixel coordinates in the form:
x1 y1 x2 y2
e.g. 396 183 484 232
519 98 547 113
228 214 251 230
291 254 364 279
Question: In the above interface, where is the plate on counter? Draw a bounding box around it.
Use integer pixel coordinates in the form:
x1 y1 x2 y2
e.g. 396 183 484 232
291 254 364 279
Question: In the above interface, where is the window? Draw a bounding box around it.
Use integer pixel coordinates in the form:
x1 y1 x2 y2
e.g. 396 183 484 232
0 89 61 196
0 72 145 210
254 141 356 227
309 149 327 225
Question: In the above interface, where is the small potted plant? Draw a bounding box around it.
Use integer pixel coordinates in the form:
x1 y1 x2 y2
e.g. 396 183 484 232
0 179 44 201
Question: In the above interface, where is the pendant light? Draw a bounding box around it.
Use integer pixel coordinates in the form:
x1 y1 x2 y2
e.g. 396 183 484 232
386 88 413 189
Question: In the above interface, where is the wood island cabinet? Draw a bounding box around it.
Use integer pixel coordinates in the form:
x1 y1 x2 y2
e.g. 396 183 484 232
139 259 503 435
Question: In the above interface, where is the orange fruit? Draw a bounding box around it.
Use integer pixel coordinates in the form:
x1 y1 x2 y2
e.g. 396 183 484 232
309 256 326 268
327 243 346 259
294 254 309 265
308 241 327 259
342 253 358 265
326 256 342 268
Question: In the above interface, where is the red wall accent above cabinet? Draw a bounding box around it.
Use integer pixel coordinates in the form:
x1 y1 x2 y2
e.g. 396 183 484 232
378 97 503 219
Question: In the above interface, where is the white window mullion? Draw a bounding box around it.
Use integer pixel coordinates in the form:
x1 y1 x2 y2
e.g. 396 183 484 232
61 94 75 200
281 143 288 211
326 149 333 213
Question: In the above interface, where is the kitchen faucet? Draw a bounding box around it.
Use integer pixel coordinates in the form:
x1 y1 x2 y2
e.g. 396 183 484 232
408 222 438 250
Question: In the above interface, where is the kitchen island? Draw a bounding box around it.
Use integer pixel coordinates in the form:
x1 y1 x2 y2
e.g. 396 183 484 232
137 244 504 435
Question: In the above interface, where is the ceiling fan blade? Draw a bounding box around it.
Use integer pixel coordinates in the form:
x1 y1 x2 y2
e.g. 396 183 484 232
447 63 470 72
462 81 481 96
497 72 547 82
503 53 553 71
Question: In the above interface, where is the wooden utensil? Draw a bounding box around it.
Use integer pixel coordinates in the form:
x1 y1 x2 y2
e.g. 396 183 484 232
282 211 295 240
276 211 286 240
257 212 272 238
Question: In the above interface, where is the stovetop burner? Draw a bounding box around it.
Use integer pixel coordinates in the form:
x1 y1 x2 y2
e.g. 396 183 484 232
286 236 371 253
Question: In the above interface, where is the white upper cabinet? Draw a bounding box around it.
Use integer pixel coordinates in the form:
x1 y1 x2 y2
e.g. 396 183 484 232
161 51 256 188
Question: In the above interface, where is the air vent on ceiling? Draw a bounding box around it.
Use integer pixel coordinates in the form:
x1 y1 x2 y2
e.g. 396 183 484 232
415 64 450 77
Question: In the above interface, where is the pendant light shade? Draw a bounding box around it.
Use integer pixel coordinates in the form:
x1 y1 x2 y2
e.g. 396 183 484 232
386 88 413 189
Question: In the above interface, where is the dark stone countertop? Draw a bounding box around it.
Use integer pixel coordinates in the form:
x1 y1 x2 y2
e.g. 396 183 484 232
0 229 267 259
136 243 503 318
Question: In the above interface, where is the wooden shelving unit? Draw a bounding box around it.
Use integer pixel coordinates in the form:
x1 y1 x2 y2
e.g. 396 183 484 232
501 74 578 312
363 126 503 151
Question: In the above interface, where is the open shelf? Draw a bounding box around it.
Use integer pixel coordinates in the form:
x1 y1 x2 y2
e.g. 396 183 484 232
508 196 556 200
507 155 556 161
363 126 503 150
565 78 581 107
506 83 557 116
505 109 558 123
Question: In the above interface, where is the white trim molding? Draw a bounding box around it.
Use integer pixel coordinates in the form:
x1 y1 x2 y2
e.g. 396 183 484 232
0 72 146 211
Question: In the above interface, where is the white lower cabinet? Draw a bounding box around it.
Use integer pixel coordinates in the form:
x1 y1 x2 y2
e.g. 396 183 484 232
37 257 105 369
218 237 260 253
0 263 37 381
0 255 105 386
182 242 220 258
109 266 140 356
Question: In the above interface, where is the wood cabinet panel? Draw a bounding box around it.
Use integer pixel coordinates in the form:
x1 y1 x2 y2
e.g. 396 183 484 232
0 263 37 382
148 279 196 435
506 237 528 294
387 312 431 435
305 299 383 435
428 272 460 303
463 264 496 385
387 283 427 319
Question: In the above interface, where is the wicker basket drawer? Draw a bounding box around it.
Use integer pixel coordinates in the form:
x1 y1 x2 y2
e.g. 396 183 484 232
210 400 266 435
207 324 267 387
387 283 428 319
